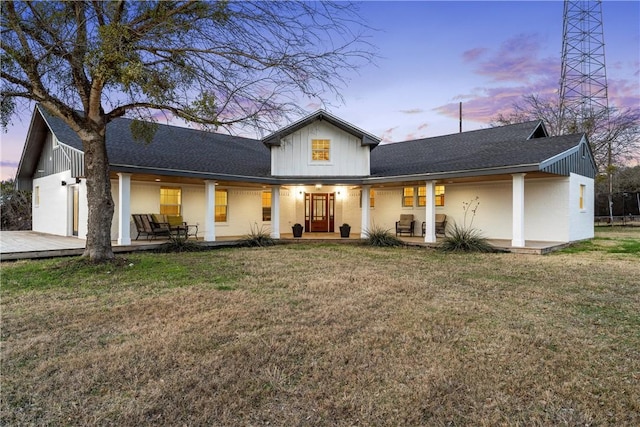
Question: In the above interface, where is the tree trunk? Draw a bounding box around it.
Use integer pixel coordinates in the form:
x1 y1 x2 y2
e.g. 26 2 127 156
81 129 115 261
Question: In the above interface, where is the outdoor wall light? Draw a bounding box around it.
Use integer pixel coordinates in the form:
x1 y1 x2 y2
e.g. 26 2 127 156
315 184 322 189
75 177 81 184
61 180 67 186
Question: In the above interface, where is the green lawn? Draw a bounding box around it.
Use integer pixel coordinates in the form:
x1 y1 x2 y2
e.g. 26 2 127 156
2 231 639 425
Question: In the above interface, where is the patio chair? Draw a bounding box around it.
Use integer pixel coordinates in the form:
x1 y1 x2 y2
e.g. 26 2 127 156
153 214 193 239
395 214 415 237
435 214 447 235
133 214 171 240
422 214 448 237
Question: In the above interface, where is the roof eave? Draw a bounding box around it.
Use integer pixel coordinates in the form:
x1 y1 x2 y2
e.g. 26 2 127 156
109 164 277 185
262 110 381 148
15 108 47 190
367 164 542 184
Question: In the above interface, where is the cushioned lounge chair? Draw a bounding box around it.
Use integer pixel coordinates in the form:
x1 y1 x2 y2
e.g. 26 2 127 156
395 214 415 237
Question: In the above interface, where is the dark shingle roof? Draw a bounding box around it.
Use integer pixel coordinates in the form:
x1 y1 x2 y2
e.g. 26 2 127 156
370 121 581 176
37 107 588 181
39 106 271 178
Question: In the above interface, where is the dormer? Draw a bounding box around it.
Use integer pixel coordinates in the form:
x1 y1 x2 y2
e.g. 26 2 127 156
262 110 380 177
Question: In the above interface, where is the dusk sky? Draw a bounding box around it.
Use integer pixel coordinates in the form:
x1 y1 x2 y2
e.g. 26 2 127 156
1 0 639 181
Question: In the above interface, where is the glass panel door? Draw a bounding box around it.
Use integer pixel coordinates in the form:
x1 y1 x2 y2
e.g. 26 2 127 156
72 186 79 236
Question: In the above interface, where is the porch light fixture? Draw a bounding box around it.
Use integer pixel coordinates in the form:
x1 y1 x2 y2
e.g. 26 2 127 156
155 178 161 182
315 184 322 189
61 180 67 186
75 177 81 184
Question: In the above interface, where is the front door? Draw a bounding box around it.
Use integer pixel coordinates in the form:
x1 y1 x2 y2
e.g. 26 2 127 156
305 193 335 232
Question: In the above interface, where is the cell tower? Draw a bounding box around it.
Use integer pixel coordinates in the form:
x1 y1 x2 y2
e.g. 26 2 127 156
559 0 609 126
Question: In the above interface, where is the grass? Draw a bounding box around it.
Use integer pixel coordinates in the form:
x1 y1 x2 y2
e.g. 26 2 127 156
2 234 640 425
560 226 640 255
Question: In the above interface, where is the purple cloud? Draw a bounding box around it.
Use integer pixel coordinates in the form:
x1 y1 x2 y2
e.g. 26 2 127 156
462 47 488 62
433 81 558 124
399 108 425 114
432 33 566 123
306 101 323 110
471 34 558 83
380 126 398 143
0 160 19 168
608 77 640 111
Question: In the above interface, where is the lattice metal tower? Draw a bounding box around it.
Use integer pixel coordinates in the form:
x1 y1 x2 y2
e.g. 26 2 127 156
559 0 609 125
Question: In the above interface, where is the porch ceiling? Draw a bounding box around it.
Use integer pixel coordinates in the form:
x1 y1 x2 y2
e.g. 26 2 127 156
110 170 558 189
108 172 269 188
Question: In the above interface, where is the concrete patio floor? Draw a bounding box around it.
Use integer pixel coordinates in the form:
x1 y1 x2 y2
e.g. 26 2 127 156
1 230 569 261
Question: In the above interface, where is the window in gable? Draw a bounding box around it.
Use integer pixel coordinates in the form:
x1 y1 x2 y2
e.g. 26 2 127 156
160 187 181 215
311 139 330 161
262 191 271 221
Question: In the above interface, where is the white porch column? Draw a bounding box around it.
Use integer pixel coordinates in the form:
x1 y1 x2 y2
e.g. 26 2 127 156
271 185 280 239
424 180 436 243
204 180 216 242
512 173 526 247
117 173 131 245
361 185 371 239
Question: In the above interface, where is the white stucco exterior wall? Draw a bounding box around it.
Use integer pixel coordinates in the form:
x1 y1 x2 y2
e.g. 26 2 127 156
271 121 370 176
362 178 580 243
32 171 75 237
105 175 589 243
568 173 594 241
110 181 295 240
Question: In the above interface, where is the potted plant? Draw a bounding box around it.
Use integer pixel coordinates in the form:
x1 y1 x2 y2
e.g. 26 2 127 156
339 223 351 238
292 223 303 238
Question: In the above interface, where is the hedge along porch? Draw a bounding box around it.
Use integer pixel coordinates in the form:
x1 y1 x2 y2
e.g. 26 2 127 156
17 106 597 248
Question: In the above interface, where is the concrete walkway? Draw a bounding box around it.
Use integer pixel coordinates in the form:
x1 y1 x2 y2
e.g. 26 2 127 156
1 230 568 261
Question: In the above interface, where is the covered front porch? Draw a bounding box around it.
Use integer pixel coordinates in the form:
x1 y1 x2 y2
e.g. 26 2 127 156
111 171 555 250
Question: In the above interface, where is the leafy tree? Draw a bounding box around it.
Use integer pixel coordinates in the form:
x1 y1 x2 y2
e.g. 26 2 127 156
1 1 374 261
0 179 31 230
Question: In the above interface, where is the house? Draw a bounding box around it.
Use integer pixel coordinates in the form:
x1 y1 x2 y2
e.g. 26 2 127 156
15 105 596 247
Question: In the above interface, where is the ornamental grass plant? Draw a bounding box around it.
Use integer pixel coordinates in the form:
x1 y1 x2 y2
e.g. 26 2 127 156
440 196 494 253
363 224 405 247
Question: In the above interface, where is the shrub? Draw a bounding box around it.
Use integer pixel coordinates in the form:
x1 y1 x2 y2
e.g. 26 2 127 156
440 223 494 253
242 224 275 247
364 224 404 247
155 234 203 253
440 197 494 253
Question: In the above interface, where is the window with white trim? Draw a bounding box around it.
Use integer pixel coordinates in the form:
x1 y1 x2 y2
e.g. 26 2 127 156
359 189 375 208
160 187 181 215
215 189 228 222
311 139 330 161
262 191 271 221
416 185 446 207
402 187 414 207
